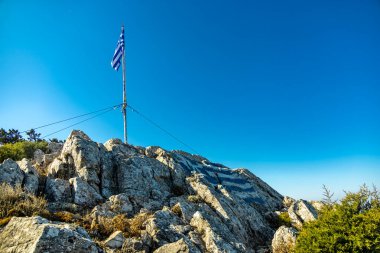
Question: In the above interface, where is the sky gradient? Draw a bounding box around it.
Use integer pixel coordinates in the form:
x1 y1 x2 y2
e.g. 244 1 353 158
1 0 379 200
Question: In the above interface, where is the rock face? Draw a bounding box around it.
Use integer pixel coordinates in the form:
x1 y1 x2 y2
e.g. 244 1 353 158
271 226 298 253
17 158 39 194
0 216 99 253
104 230 126 249
0 158 24 186
288 200 318 229
0 130 289 252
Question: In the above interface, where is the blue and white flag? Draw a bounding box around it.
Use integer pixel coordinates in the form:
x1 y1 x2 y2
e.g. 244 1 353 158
111 26 124 71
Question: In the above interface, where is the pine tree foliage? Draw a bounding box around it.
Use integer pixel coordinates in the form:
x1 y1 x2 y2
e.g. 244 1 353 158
295 185 380 253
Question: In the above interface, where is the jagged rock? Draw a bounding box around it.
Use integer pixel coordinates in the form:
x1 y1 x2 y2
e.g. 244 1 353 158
190 211 246 253
104 230 125 249
0 159 24 187
17 158 39 194
104 138 139 156
0 130 290 252
169 197 197 223
310 201 324 212
271 226 298 253
145 208 189 247
0 216 99 253
43 153 57 167
122 237 149 253
145 146 166 158
283 196 295 208
34 149 45 165
91 193 133 219
69 177 103 206
98 144 115 198
48 157 76 179
113 155 172 212
153 238 201 253
288 200 318 229
45 177 72 202
62 130 102 192
48 142 63 154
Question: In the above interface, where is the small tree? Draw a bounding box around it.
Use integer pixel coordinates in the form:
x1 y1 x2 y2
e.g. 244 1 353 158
6 129 23 143
26 129 41 142
0 128 7 144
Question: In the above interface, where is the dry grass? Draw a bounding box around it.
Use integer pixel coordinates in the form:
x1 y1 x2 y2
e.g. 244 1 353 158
85 212 152 240
187 194 202 203
0 183 49 219
51 211 76 223
171 203 182 217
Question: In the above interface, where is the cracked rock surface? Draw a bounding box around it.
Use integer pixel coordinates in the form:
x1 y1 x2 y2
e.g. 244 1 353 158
0 130 297 252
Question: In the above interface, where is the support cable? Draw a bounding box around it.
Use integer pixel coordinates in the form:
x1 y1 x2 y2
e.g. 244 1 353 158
127 104 198 154
41 105 121 139
21 103 123 133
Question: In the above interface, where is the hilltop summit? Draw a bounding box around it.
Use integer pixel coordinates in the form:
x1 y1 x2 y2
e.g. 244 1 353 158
0 130 319 252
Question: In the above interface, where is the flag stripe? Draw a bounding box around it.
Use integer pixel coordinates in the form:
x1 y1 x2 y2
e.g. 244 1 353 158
111 27 125 71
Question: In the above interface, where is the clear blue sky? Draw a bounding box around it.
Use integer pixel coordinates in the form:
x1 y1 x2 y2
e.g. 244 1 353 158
1 0 379 200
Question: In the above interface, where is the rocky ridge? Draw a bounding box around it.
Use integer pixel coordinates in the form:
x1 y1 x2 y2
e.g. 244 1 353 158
0 130 320 253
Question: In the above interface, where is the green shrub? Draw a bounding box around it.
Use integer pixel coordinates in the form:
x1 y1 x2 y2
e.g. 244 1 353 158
277 212 292 227
295 185 380 253
0 141 48 163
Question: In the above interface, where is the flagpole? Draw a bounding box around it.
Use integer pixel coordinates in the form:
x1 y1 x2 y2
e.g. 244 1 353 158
122 25 127 144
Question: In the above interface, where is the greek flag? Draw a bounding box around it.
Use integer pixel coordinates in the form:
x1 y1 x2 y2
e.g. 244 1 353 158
111 26 124 71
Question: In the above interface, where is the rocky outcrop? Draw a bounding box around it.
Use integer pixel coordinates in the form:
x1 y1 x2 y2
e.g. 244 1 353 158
0 159 24 187
45 177 72 202
288 200 318 229
103 230 126 249
0 130 288 252
0 216 99 253
271 226 298 253
17 158 39 194
153 238 201 253
70 177 103 206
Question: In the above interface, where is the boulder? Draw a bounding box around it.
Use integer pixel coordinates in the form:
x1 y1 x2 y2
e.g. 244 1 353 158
271 226 298 253
69 177 103 206
61 130 102 192
17 158 39 194
113 155 172 211
0 216 99 253
153 238 201 253
190 211 243 253
45 177 72 202
0 159 24 187
145 208 188 247
48 141 63 154
122 237 149 253
104 230 125 249
34 149 45 165
91 193 133 219
288 200 318 229
48 158 76 180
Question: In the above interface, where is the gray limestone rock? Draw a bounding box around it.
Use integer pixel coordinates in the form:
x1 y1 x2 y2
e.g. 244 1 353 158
288 200 318 229
271 226 298 253
69 177 103 206
0 159 24 187
45 177 72 202
34 149 45 165
0 216 99 253
153 238 201 253
17 158 39 194
104 230 125 249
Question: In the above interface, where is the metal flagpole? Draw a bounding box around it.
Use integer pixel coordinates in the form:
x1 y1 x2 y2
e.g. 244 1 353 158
121 25 127 144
